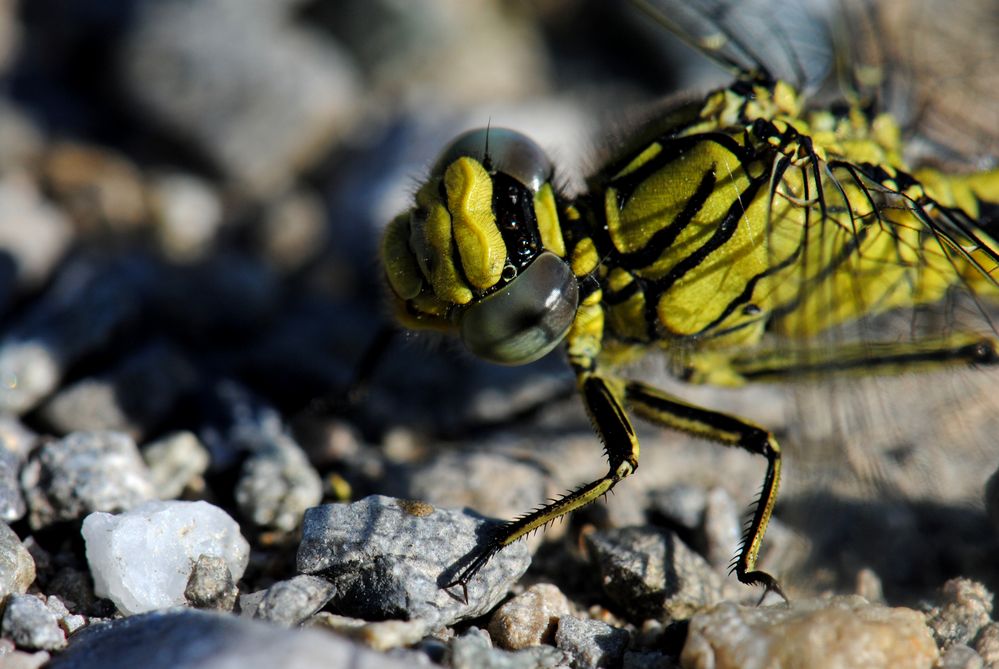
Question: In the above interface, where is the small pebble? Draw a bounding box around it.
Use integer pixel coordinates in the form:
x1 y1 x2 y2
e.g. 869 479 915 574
308 613 430 652
257 188 327 272
682 597 938 669
297 495 531 627
142 431 210 500
488 583 570 650
21 430 155 529
1 594 67 651
926 578 994 650
974 622 999 665
250 575 336 625
82 500 249 615
449 627 569 669
0 650 51 669
45 609 415 669
184 554 238 612
45 595 87 636
0 413 38 459
148 171 224 262
0 521 35 598
585 526 723 622
937 643 984 669
554 615 630 669
234 433 323 532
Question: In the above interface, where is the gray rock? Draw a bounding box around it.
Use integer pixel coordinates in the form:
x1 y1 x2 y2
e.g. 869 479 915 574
682 598 938 669
297 496 531 627
555 616 630 669
235 433 322 532
21 431 155 529
585 526 723 622
0 446 24 521
0 521 34 598
185 554 239 612
142 431 210 500
250 575 336 625
0 258 151 415
926 578 994 651
449 627 569 669
38 342 197 438
1 594 66 651
120 0 359 195
45 609 415 669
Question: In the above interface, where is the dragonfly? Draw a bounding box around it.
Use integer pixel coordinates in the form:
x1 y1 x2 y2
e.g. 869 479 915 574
378 0 999 600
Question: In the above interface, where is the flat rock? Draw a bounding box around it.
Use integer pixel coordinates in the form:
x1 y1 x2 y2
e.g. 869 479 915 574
682 597 939 669
297 495 531 627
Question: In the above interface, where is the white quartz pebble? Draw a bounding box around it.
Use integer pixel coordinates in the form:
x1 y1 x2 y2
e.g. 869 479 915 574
82 500 249 615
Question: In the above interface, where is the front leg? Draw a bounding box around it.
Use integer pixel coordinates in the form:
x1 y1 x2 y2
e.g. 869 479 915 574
443 370 640 598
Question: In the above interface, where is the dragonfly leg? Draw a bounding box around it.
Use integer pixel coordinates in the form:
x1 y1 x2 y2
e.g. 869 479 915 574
722 335 998 383
442 370 639 597
622 380 785 600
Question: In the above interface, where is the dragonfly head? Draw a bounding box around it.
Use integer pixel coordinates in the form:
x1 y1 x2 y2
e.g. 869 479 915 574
382 128 578 365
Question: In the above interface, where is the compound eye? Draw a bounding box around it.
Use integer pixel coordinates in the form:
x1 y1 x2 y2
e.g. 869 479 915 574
431 128 553 194
459 252 578 365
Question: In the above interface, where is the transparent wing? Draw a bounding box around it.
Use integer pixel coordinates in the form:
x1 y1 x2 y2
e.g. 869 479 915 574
629 0 836 91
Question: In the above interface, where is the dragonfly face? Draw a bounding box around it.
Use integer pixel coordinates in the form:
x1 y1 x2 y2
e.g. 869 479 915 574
382 128 579 365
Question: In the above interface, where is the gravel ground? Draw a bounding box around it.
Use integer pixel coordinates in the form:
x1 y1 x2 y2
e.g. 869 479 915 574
0 1 997 668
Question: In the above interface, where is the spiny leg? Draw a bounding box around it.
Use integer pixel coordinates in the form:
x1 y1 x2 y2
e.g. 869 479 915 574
623 380 785 600
443 371 640 597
